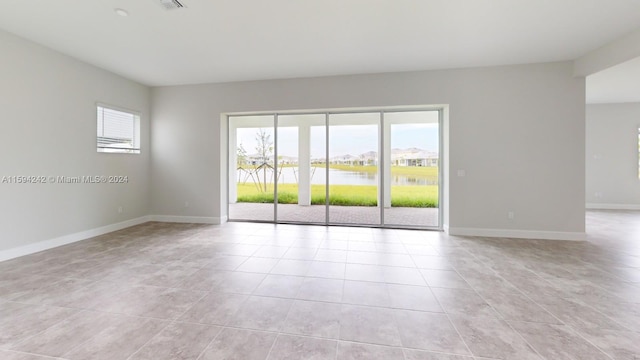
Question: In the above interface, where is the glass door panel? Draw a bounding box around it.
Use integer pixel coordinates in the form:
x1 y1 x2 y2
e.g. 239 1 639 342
276 114 327 224
384 111 440 227
328 113 381 225
228 115 275 222
228 109 442 230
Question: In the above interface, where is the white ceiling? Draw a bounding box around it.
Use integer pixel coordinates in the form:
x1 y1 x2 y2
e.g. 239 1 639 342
1 0 640 87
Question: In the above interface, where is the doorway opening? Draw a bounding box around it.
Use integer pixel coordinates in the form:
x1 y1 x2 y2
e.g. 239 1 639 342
227 108 443 230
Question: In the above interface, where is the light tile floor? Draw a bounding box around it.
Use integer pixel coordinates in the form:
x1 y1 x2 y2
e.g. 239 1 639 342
0 210 638 359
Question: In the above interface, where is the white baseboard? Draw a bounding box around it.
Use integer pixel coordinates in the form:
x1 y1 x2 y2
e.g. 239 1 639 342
586 203 640 210
447 227 585 241
0 216 151 262
0 214 231 263
148 215 226 224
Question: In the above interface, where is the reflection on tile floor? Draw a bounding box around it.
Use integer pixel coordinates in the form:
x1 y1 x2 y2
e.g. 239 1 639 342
0 210 639 359
229 203 439 227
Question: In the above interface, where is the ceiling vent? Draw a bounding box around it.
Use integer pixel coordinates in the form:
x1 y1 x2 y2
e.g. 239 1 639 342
157 0 185 10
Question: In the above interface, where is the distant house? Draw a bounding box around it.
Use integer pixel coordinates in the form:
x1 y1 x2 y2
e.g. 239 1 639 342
241 154 298 166
277 156 298 165
330 154 361 165
297 148 439 167
360 151 378 165
391 148 438 167
244 154 274 166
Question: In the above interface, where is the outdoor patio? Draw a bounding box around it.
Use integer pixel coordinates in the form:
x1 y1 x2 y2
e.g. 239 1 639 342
229 203 439 228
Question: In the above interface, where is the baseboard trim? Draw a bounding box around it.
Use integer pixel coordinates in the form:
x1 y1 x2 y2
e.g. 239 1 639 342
0 216 151 262
586 203 640 210
148 215 226 224
0 214 231 263
447 227 585 241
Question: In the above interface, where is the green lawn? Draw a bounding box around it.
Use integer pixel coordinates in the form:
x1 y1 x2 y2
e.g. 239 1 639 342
236 165 439 207
236 183 438 208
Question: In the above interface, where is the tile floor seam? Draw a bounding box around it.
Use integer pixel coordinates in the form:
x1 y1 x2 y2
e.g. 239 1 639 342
444 249 548 360
401 346 485 358
449 263 554 320
27 293 202 359
263 332 282 360
122 321 174 360
491 257 640 349
337 339 404 349
57 314 137 360
4 305 80 355
541 321 618 360
193 321 225 360
417 269 474 358
335 265 345 344
123 289 210 360
450 253 616 360
276 328 339 341
507 320 617 360
434 315 472 358
243 288 452 314
400 346 409 360
51 303 197 323
1 348 67 359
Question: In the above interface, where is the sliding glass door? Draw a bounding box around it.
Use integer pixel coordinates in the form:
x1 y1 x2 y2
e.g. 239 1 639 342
228 115 275 222
384 111 440 227
276 114 327 224
328 113 381 226
228 109 442 229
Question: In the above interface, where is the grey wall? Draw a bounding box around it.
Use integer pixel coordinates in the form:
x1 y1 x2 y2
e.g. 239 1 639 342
0 29 151 251
151 61 586 236
586 103 640 208
0 25 587 250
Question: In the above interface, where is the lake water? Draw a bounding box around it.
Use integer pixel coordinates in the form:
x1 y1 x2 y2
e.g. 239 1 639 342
241 167 438 186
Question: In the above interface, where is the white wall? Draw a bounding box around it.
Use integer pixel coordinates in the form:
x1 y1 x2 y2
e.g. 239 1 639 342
0 29 151 254
586 103 640 209
151 61 586 239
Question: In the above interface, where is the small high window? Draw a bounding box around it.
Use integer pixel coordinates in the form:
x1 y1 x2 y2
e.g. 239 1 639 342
97 104 140 154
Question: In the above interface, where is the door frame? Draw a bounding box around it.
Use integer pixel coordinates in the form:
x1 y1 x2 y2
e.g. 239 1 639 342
226 105 445 230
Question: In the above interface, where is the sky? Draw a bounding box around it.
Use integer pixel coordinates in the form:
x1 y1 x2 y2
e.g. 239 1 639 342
236 123 439 158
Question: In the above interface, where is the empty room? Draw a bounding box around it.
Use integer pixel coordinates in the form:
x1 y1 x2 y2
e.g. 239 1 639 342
1 1 639 359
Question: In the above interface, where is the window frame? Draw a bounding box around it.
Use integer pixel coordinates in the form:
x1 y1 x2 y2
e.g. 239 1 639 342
96 103 141 154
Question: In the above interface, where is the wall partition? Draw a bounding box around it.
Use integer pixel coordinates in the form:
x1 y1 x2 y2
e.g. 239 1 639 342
228 108 442 229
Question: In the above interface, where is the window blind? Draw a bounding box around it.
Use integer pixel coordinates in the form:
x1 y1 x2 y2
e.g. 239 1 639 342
97 106 140 153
